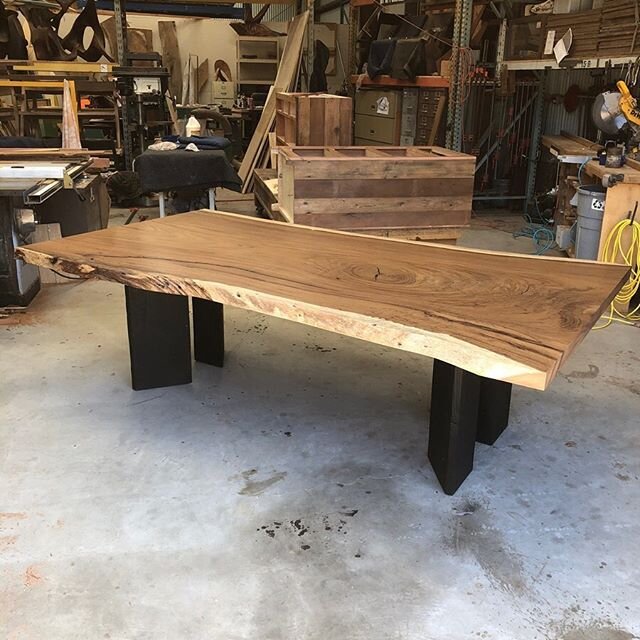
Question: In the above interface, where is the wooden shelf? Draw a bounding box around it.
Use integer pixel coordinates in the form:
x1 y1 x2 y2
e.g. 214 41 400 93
237 35 280 88
239 58 279 64
237 80 275 85
351 74 449 89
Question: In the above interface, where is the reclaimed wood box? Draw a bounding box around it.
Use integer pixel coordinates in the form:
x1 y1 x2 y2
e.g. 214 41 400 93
276 146 475 239
275 92 353 146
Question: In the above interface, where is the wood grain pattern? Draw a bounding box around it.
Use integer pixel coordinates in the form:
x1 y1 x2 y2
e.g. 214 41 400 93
16 211 628 391
277 146 475 231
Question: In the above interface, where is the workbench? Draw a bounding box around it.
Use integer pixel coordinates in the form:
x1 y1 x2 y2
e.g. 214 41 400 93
541 134 601 226
585 160 640 260
17 210 628 495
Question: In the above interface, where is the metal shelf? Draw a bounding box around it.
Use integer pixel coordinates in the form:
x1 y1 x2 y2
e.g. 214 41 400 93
503 55 640 71
238 58 279 64
351 74 449 89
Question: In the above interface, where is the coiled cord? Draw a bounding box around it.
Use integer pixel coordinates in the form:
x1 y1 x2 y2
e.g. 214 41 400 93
596 216 640 328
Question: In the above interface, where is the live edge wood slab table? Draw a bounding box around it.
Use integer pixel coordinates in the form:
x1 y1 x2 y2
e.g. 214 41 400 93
17 211 628 495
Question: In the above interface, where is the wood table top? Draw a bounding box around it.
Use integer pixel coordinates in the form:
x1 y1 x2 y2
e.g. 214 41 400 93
17 211 629 391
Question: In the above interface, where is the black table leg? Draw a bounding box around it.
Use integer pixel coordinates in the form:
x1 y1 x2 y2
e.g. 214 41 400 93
476 378 512 445
125 286 192 390
192 298 224 367
428 360 481 495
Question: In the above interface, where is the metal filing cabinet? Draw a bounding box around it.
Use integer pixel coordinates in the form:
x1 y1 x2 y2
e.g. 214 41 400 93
400 88 419 145
354 89 402 145
415 88 447 146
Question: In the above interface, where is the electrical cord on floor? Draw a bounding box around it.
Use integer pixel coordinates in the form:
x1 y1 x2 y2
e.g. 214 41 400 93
595 209 640 329
513 207 556 255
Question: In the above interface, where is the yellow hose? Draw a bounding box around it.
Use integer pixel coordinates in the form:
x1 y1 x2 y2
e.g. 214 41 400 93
596 217 640 328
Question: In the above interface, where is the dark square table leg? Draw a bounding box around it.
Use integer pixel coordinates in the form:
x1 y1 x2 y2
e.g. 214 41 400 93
192 298 224 367
428 360 481 495
125 286 192 390
476 378 512 445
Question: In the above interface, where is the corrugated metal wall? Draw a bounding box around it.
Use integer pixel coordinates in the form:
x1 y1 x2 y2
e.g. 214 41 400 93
542 67 625 138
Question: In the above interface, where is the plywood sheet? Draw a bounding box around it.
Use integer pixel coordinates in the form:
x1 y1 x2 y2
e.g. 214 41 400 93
17 211 628 391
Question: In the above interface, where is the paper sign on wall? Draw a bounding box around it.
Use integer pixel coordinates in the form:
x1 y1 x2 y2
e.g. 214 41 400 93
376 97 390 115
544 30 556 55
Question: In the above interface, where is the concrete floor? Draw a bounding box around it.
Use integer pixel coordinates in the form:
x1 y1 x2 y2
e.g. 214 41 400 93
1 206 639 639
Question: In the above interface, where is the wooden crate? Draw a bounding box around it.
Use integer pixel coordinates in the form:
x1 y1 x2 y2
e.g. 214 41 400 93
277 146 475 235
275 92 353 146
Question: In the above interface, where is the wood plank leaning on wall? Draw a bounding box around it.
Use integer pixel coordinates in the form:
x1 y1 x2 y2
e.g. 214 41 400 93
158 21 183 103
238 11 309 193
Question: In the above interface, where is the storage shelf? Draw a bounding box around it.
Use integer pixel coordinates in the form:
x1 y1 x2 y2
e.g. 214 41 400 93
20 109 115 117
237 80 274 85
237 35 279 88
351 74 449 89
238 58 279 64
503 55 639 70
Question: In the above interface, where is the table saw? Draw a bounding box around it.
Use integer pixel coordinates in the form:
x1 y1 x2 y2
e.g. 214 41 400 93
0 158 108 306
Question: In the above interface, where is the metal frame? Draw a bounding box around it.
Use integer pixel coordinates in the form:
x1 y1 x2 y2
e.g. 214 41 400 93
445 0 473 151
114 0 134 170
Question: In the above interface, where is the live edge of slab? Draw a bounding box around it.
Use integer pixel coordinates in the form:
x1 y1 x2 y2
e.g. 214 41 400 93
16 210 629 391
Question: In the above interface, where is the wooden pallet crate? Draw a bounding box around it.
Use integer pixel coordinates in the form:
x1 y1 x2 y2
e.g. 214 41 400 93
275 92 353 146
276 146 475 235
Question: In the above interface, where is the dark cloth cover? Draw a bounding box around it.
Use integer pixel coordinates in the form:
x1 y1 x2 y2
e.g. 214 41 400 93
367 39 396 79
391 39 427 80
162 134 231 151
134 149 242 193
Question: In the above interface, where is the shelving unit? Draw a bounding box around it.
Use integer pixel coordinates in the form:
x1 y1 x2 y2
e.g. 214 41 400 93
236 36 281 88
350 75 449 89
0 78 121 156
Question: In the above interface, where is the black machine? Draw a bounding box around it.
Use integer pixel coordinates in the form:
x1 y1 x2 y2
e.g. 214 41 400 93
114 52 172 168
0 172 109 306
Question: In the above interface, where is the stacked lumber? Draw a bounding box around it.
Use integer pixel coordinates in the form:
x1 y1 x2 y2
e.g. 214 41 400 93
277 146 475 240
275 93 353 146
546 10 602 59
599 0 640 57
238 11 309 193
542 2 640 59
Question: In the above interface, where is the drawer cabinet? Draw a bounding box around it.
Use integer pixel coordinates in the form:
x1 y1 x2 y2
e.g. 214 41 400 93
354 89 401 145
355 89 401 119
354 114 399 145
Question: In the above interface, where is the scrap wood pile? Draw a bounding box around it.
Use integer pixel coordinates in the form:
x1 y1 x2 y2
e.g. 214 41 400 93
238 11 309 193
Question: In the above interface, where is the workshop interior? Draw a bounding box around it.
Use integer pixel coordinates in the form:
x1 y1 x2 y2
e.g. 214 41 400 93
1 0 639 637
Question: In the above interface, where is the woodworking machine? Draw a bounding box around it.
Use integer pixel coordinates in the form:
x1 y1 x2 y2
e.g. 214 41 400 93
0 158 98 306
592 81 640 156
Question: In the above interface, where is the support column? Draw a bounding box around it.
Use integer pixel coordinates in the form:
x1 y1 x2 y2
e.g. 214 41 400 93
125 286 192 390
192 298 224 367
476 378 512 445
428 359 481 495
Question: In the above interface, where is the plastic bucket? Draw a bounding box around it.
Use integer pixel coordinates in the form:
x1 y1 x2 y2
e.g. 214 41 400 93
575 185 606 260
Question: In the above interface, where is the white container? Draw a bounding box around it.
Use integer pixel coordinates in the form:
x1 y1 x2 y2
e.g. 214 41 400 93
186 115 201 137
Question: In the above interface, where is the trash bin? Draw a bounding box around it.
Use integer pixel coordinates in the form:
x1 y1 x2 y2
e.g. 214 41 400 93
575 185 606 260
